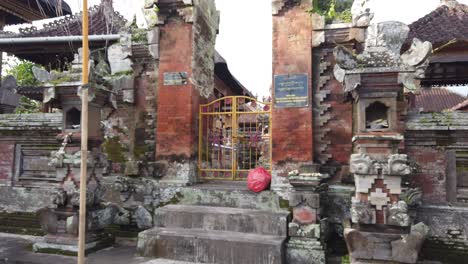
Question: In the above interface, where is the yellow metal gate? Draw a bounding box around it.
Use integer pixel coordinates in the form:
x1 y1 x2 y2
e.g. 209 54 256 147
198 96 272 181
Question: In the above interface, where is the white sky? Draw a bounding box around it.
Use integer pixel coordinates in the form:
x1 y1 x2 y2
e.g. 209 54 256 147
6 0 468 96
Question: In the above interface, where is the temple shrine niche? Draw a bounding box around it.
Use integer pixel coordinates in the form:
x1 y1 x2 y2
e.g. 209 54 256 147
334 20 433 264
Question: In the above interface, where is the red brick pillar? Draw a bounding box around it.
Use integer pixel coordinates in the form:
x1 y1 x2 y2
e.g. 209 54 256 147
154 0 219 186
271 0 314 189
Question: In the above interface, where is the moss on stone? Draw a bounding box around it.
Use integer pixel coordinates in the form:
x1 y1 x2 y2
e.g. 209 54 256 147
50 76 73 86
131 29 149 43
112 70 134 77
279 197 290 209
158 192 184 208
134 145 149 160
103 137 127 163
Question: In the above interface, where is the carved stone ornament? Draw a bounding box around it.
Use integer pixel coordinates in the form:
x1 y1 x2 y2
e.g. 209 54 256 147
387 201 410 227
350 154 373 175
388 154 411 176
351 0 374 27
369 188 390 210
351 199 376 224
333 21 432 94
401 38 433 67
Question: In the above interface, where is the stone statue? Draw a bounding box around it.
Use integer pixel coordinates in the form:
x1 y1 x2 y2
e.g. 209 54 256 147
351 0 374 27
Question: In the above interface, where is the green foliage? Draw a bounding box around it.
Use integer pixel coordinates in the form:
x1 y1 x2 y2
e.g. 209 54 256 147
14 97 42 114
5 59 39 86
310 0 353 24
341 255 351 264
4 58 42 114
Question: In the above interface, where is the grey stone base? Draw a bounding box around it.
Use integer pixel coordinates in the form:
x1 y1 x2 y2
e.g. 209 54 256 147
32 236 113 256
286 238 326 264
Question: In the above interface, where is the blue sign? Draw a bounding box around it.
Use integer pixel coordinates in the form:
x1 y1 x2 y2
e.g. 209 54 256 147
274 74 309 108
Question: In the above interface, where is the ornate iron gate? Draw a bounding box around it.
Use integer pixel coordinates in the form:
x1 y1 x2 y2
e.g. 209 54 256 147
198 96 272 181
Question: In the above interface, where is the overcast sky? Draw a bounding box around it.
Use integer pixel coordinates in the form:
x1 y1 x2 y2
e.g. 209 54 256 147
7 0 468 96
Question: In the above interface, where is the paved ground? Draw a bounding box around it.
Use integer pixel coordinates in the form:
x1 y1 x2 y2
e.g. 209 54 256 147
0 233 195 264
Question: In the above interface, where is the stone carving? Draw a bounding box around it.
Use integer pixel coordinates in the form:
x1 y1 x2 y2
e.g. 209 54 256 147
387 201 410 227
333 65 346 83
350 154 373 175
369 188 390 210
334 21 432 94
401 38 433 67
334 46 358 70
108 35 133 75
391 223 430 263
351 0 374 27
351 200 376 224
32 67 51 83
388 154 411 176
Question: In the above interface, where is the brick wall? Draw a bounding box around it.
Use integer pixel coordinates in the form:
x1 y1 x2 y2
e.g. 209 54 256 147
407 146 448 204
156 21 198 159
0 142 14 185
272 3 313 164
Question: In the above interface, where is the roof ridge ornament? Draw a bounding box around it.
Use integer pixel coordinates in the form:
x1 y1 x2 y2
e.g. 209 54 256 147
351 0 374 27
440 0 459 8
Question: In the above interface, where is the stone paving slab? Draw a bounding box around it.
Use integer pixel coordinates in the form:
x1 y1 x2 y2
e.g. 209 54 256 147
0 233 154 264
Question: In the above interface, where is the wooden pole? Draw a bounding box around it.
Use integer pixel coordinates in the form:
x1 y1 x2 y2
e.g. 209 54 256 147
78 0 89 263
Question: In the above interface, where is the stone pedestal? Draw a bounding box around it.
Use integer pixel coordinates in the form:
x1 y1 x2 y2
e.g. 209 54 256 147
286 172 328 264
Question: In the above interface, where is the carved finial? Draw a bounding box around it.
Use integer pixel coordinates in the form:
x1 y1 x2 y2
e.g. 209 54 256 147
440 0 458 8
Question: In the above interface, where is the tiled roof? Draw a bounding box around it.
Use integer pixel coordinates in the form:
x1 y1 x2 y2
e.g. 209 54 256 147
452 99 468 111
1 4 126 38
406 111 468 131
406 1 468 49
0 113 62 131
0 0 72 25
414 87 467 112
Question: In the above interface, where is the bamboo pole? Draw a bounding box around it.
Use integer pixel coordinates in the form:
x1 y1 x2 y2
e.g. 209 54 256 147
77 0 89 263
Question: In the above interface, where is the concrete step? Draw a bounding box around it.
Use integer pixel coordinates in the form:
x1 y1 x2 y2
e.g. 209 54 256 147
138 227 285 264
155 205 289 237
177 182 288 211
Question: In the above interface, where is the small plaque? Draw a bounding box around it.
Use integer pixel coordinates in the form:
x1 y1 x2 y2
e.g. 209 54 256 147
274 74 309 108
163 72 188 86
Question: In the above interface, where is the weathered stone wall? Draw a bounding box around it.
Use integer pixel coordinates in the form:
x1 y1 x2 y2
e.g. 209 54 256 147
417 205 468 262
0 143 14 185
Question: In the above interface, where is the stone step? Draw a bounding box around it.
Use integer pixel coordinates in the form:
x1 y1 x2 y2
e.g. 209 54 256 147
177 182 288 211
155 205 289 237
138 227 285 264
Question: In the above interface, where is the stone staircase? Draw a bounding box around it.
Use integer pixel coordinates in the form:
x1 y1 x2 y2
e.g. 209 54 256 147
138 182 290 264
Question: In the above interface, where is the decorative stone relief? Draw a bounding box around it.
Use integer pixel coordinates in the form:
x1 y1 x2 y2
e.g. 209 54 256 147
369 188 390 210
401 38 432 67
387 201 410 227
351 199 376 224
350 154 373 175
334 21 432 95
388 154 411 176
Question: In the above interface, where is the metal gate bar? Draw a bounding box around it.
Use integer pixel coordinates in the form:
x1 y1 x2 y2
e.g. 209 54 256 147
198 96 272 181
